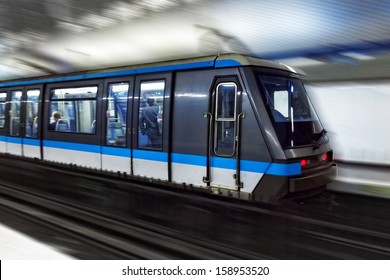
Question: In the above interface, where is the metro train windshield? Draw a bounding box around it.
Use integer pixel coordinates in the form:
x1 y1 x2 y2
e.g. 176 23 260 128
256 73 325 148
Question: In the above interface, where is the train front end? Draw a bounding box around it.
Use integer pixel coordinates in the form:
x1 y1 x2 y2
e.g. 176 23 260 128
251 68 337 201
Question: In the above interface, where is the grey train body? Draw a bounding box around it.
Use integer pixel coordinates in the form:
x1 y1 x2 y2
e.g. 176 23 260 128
0 54 336 203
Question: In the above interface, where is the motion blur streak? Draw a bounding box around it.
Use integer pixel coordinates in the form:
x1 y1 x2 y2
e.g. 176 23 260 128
0 1 388 80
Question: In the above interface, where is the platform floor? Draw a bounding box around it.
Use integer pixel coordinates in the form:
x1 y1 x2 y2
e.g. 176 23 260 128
0 223 74 260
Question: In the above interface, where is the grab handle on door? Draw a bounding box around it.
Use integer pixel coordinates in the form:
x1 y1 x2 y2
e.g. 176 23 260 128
235 112 245 189
203 112 213 184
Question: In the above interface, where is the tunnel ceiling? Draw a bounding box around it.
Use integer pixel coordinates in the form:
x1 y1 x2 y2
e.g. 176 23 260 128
0 0 389 81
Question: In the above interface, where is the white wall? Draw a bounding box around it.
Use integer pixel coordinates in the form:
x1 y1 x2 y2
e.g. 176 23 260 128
307 81 390 165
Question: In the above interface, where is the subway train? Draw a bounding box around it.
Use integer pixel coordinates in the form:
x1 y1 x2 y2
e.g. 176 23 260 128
0 54 336 202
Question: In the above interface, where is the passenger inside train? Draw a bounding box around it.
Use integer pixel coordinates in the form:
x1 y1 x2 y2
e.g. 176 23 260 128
139 97 161 149
49 111 61 131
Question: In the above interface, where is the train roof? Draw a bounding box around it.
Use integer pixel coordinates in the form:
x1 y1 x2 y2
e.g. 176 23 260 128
0 53 296 87
215 53 297 73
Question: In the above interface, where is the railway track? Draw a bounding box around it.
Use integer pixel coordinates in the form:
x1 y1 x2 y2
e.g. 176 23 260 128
0 201 131 259
0 157 389 259
0 181 269 259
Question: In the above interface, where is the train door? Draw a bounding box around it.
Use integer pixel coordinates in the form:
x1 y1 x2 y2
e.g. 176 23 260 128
205 78 244 190
132 73 172 180
5 86 42 158
101 77 133 174
0 90 7 153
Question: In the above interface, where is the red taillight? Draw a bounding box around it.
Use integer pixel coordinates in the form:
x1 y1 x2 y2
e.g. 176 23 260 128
322 153 328 161
300 159 308 167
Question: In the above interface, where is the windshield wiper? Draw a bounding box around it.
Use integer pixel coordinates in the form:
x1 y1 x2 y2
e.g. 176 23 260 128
313 129 327 150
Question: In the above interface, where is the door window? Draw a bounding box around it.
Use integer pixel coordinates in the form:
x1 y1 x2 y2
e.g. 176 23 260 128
25 89 40 138
10 90 22 136
0 92 6 128
138 80 165 150
105 82 129 146
214 82 237 157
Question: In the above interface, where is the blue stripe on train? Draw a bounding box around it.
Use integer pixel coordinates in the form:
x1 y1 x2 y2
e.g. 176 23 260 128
23 138 41 146
101 146 131 157
0 139 301 176
43 140 101 153
172 153 301 176
133 149 168 162
6 137 23 144
6 137 40 146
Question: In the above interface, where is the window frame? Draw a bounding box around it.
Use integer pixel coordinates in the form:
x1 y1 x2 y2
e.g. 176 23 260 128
9 89 23 137
105 81 130 147
48 85 98 134
137 79 166 151
43 80 103 145
0 91 7 129
213 81 239 158
24 88 41 139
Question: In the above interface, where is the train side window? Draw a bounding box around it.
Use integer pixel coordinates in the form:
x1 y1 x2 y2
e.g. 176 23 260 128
10 90 22 136
105 82 129 147
25 89 40 138
138 80 165 150
214 82 237 157
0 92 6 128
49 86 97 134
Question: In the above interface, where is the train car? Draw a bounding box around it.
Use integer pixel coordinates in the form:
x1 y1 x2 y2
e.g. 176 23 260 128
0 54 336 202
